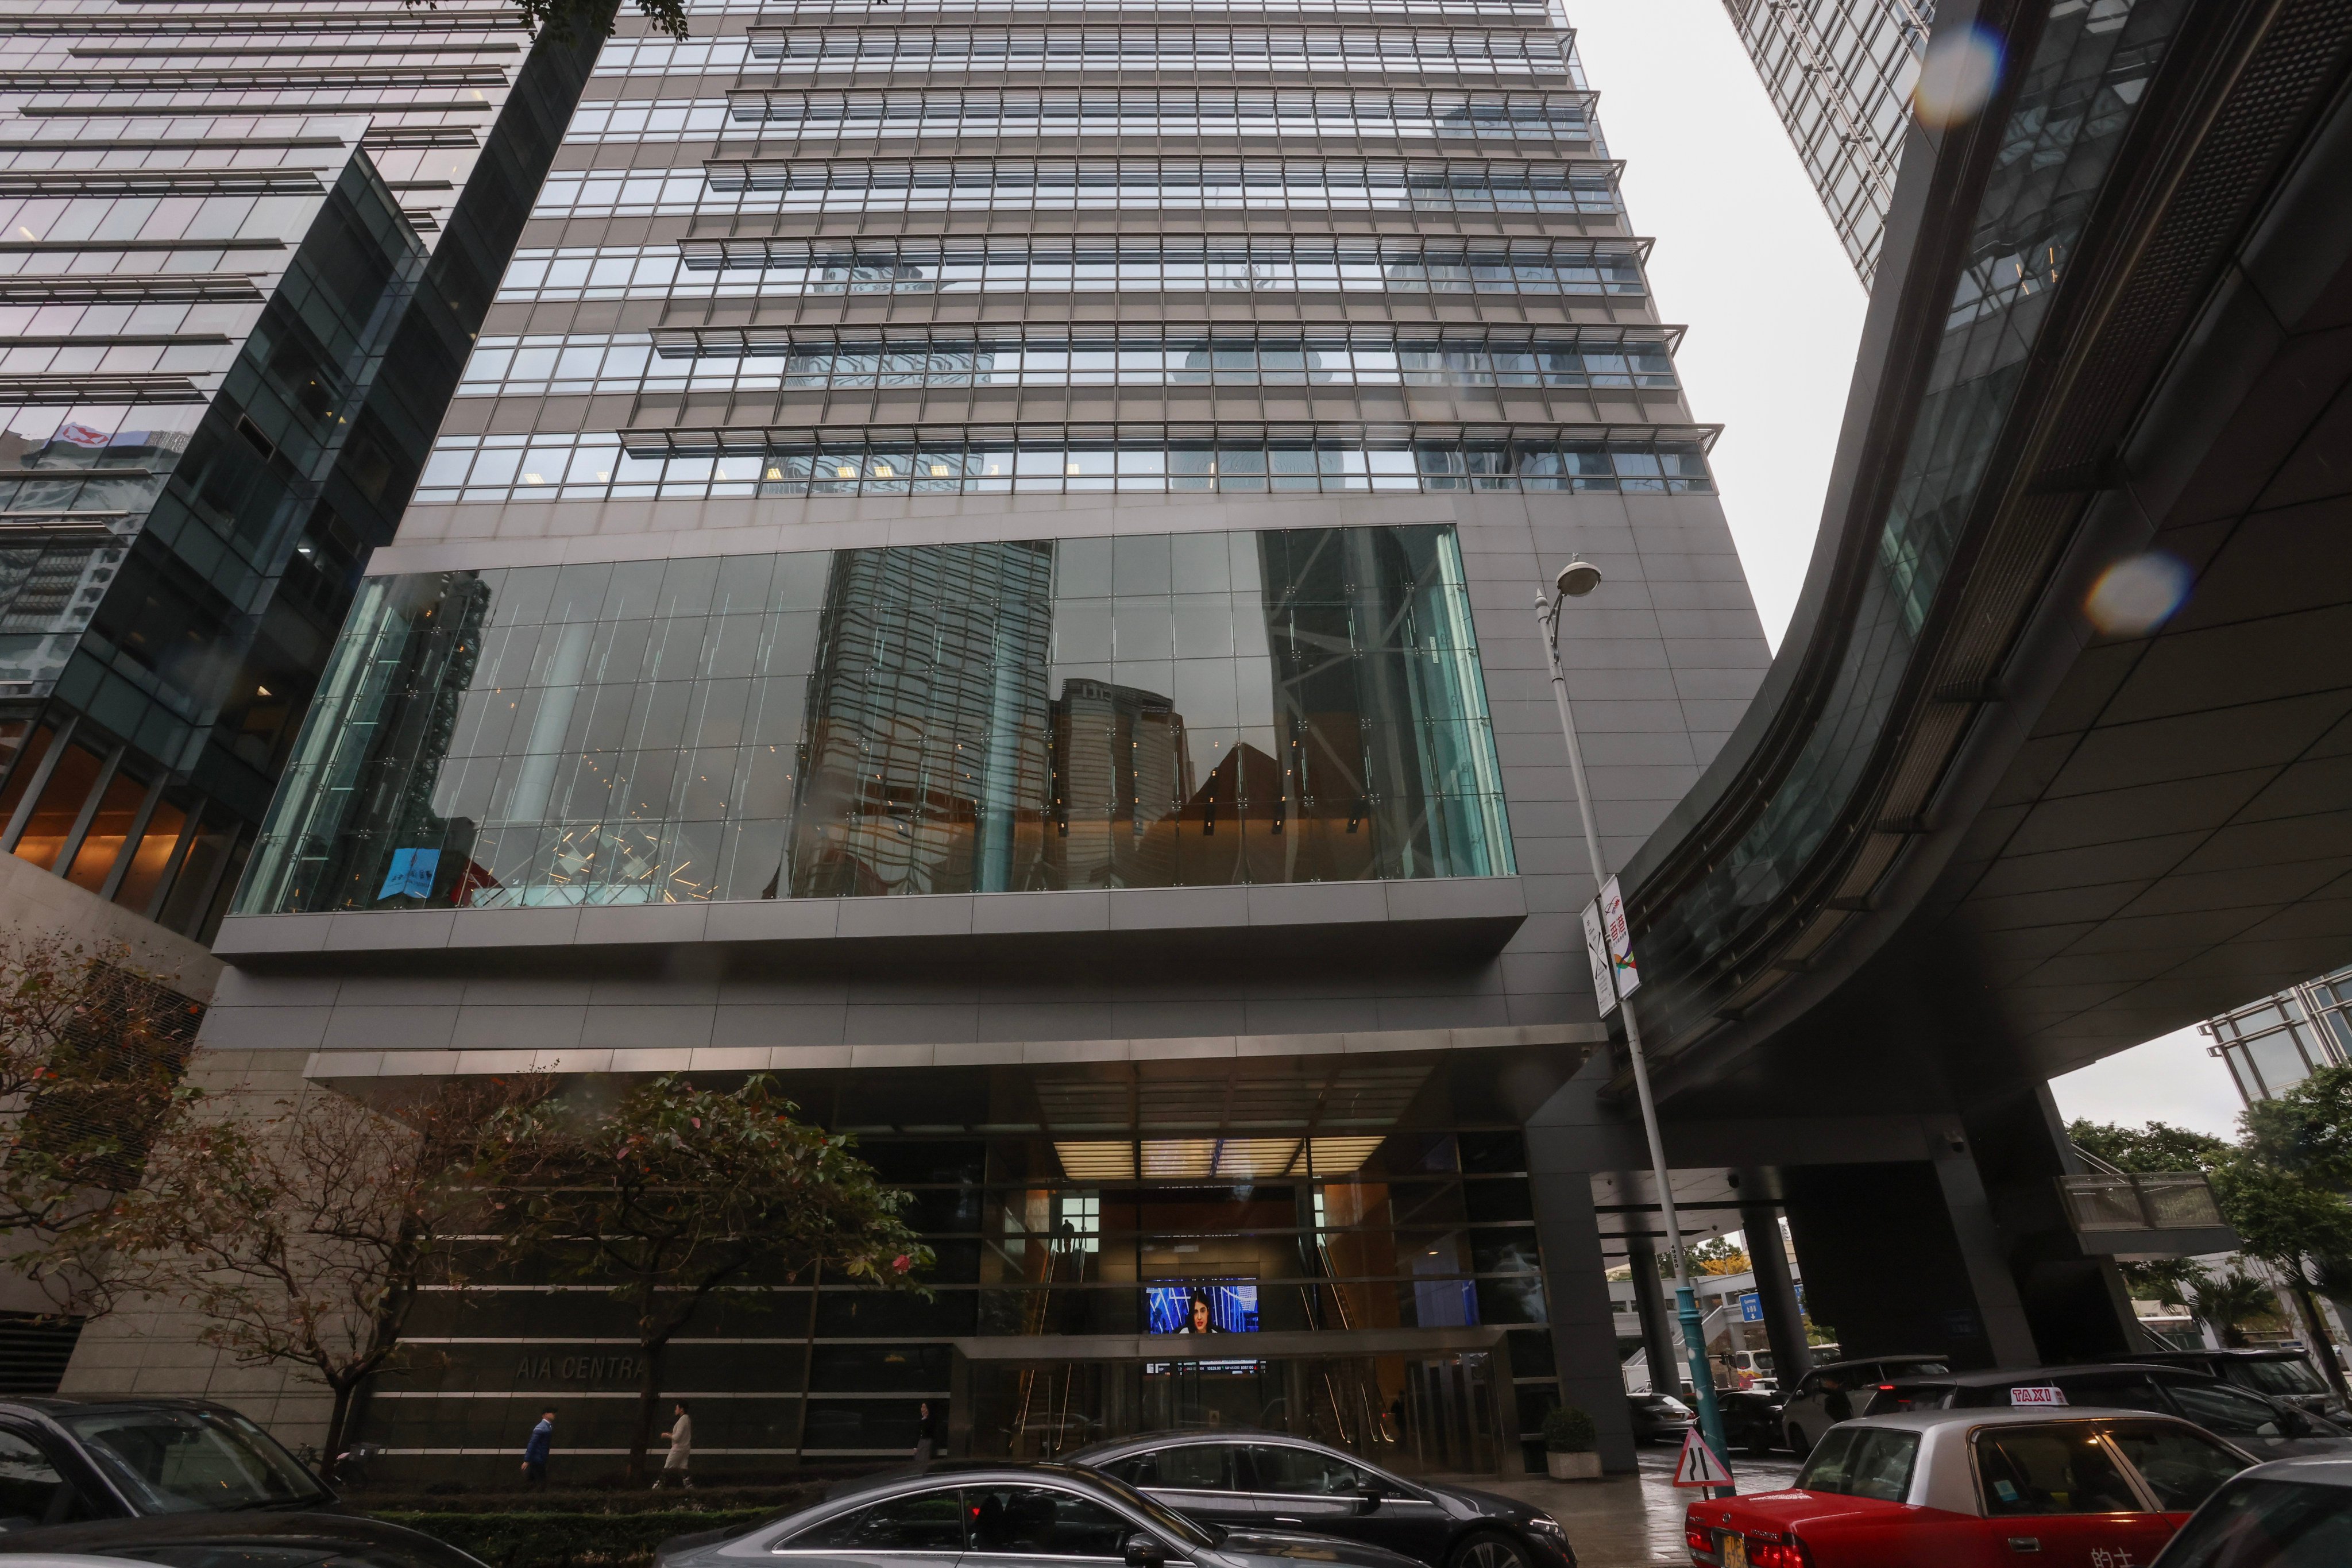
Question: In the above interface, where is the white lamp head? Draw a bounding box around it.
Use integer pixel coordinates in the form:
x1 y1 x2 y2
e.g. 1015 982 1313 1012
1555 560 1603 598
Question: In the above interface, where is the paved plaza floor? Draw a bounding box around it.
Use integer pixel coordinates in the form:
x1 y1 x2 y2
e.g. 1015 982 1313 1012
1443 1448 1806 1568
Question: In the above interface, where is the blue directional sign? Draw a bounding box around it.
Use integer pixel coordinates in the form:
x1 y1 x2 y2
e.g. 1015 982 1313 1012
1739 1292 1763 1323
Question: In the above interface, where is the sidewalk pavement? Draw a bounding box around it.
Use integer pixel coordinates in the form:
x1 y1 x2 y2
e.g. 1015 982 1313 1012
1439 1449 1806 1568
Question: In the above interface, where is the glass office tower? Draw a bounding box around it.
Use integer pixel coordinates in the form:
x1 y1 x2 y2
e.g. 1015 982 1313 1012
1721 0 1929 284
2205 964 2352 1105
0 1 600 945
98 0 1778 1478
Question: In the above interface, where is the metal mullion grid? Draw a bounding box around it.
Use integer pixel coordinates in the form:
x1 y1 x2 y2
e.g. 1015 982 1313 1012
740 24 1575 80
666 231 1659 307
618 416 1720 453
722 83 1596 144
704 149 1621 211
747 2 1562 18
639 320 1686 396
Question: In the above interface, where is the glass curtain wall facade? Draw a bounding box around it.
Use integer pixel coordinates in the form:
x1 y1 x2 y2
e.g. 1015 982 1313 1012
0 2 601 943
2204 965 2352 1105
370 1054 1565 1477
241 526 1513 911
1721 0 1929 285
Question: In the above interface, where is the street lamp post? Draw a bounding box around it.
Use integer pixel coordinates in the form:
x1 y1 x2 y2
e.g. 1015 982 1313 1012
1535 563 1733 1485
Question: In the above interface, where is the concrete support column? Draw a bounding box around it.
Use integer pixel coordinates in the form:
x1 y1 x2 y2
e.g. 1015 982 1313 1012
1625 1233 1683 1396
1929 1129 2042 1366
1525 1160 1640 1474
1739 1201 1813 1387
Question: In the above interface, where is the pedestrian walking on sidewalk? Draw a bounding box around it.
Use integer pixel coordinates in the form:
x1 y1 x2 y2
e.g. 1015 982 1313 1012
915 1400 944 1459
520 1409 555 1489
651 1400 693 1489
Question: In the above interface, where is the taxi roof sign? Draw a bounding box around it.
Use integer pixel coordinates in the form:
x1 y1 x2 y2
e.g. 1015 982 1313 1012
2010 1386 2068 1407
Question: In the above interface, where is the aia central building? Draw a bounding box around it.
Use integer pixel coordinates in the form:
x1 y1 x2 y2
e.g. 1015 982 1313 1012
93 0 1777 1479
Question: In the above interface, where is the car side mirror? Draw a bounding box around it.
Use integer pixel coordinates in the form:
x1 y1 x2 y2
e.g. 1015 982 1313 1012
1354 1485 1385 1515
1125 1536 1168 1568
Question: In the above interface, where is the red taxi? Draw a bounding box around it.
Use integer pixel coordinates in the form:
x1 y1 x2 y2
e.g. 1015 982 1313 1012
1684 1405 2252 1567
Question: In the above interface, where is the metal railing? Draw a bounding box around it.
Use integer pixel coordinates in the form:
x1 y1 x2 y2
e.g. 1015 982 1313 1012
2060 1173 2227 1232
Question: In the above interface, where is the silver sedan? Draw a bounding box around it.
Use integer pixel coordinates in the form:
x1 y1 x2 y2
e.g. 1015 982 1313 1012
656 1463 1435 1568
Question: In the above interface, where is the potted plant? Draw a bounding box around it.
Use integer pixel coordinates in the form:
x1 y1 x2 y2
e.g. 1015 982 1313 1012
1542 1405 1600 1480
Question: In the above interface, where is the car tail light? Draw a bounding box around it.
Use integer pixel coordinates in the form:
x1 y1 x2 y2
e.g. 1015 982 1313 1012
1685 1524 1712 1552
1745 1535 1815 1568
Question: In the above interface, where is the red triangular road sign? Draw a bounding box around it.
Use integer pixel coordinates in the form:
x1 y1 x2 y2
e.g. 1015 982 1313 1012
1673 1427 1735 1488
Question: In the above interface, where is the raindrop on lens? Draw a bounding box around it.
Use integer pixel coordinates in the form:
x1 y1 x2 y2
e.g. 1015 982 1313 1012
2085 552 2191 635
1915 25 2005 128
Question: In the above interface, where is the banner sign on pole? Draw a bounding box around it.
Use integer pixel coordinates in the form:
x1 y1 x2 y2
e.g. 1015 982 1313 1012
1582 898 1618 1017
1601 875 1642 997
1673 1428 1734 1489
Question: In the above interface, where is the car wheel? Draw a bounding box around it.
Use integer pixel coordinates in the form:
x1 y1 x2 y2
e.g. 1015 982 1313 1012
1744 1431 1773 1458
1785 1424 1810 1457
1449 1531 1533 1568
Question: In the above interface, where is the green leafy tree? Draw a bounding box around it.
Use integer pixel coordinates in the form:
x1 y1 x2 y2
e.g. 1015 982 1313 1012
2067 1118 2230 1173
2181 1268 2285 1349
489 1075 932 1484
2217 1067 2352 1391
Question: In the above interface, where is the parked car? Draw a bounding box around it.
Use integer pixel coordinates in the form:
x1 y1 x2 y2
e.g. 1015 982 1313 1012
1628 1395 1698 1446
0 1400 331 1527
655 1462 1485 1568
1777 1357 1949 1457
1716 1391 1787 1458
1866 1364 2352 1462
2125 1349 2350 1421
2150 1451 2352 1565
1067 1431 1574 1568
1683 1407 2253 1567
0 1513 485 1568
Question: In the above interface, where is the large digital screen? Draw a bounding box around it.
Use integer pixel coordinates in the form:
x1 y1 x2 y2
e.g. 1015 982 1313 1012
1148 1282 1260 1335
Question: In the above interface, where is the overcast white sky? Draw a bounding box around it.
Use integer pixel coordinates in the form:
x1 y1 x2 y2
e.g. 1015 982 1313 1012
1572 1 2251 1141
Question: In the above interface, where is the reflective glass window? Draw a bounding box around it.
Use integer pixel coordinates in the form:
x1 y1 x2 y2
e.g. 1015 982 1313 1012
240 526 1513 913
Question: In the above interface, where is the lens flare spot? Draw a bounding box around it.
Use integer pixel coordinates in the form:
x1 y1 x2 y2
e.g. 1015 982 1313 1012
2085 551 2191 635
1915 25 2005 129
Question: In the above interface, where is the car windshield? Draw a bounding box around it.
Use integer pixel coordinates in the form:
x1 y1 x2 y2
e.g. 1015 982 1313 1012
1080 1469 1221 1551
2153 1477 2352 1566
1794 1427 1920 1503
57 1407 330 1513
1643 1398 1693 1414
2239 1360 2331 1400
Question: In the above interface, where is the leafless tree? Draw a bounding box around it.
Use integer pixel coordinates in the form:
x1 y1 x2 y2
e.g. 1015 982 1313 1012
97 1075 550 1475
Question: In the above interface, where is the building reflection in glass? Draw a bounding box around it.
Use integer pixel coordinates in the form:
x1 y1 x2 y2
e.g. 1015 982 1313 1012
241 523 1511 913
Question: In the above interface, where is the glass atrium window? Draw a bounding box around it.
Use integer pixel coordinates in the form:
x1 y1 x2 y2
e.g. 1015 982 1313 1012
240 524 1515 913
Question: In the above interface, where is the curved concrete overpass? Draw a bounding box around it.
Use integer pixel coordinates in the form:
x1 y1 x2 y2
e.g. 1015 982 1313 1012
1524 0 2352 1404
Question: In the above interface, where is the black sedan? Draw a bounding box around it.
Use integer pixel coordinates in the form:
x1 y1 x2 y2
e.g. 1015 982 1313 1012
1065 1432 1573 1568
0 1512 484 1568
1714 1391 1786 1457
656 1462 1455 1568
1625 1395 1696 1445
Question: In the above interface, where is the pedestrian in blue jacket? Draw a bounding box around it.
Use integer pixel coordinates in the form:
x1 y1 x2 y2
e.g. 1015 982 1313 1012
521 1409 555 1489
